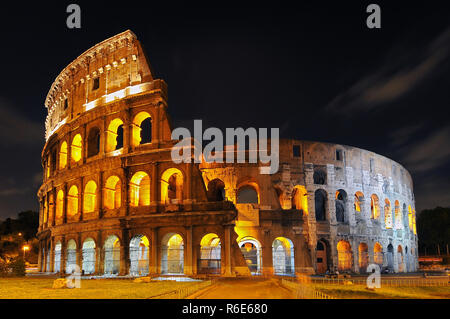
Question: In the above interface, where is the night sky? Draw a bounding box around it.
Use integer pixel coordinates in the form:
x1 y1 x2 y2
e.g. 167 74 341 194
0 1 449 218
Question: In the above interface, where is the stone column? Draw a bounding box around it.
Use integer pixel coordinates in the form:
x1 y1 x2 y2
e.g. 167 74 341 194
223 225 233 276
184 226 193 275
96 231 104 275
76 234 82 272
120 228 130 275
261 230 273 276
60 237 66 274
152 163 159 206
149 228 158 274
63 183 68 224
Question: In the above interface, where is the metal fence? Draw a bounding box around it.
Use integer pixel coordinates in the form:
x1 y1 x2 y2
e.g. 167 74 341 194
281 279 335 299
309 276 449 287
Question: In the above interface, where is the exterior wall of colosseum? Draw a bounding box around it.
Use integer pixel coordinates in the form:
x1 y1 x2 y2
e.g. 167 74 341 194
37 30 418 278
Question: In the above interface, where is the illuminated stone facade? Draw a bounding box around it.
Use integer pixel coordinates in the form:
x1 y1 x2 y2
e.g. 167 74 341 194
37 30 418 277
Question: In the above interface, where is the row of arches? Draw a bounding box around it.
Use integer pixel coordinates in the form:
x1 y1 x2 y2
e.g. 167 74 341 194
314 189 416 232
42 168 184 223
48 112 153 173
316 239 414 273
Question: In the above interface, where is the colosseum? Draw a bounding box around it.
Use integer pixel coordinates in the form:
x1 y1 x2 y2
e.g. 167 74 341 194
37 30 418 278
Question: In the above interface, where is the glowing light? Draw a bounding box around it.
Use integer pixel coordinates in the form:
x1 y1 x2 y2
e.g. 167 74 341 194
22 245 30 251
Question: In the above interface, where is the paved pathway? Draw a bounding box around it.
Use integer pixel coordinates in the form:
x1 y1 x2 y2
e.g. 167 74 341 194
194 277 295 299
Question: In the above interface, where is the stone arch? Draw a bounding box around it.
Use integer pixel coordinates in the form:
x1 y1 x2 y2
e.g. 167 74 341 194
59 141 68 169
316 239 330 274
161 168 184 204
106 118 124 153
237 182 259 204
272 237 295 276
161 233 184 274
291 185 308 214
337 240 352 272
132 111 152 146
386 244 394 272
104 235 121 275
71 134 82 162
374 242 383 266
83 180 97 213
129 171 150 206
397 245 404 273
394 200 402 229
370 194 379 219
335 189 347 223
238 237 262 275
315 189 327 221
384 199 393 229
87 126 101 157
129 235 149 276
66 239 77 274
104 175 121 209
358 242 369 273
55 190 64 222
82 237 96 274
54 241 62 273
408 205 413 230
198 233 222 274
207 178 226 202
67 185 79 217
354 191 364 214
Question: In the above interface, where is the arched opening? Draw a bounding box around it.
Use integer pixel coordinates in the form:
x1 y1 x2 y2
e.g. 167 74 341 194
161 168 183 204
291 185 308 214
106 118 124 153
394 200 402 229
129 235 149 276
67 185 79 217
87 127 101 157
337 240 352 272
315 189 327 221
384 199 393 229
71 134 82 162
387 244 394 272
46 242 51 272
354 191 364 214
405 246 410 272
43 196 48 224
313 168 327 185
59 142 68 169
238 237 262 275
207 179 226 201
161 233 184 274
358 243 369 273
82 238 96 274
66 239 77 274
370 194 379 219
316 240 328 274
54 242 62 273
236 184 259 204
335 190 347 223
402 203 408 229
272 237 295 276
129 171 150 206
104 176 121 209
55 190 64 222
132 112 152 146
408 205 413 230
374 242 383 267
83 180 97 213
198 233 221 274
48 193 54 224
104 235 120 275
397 245 404 273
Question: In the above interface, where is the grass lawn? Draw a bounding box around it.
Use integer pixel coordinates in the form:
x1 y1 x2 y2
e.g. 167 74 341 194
0 277 203 299
314 283 450 299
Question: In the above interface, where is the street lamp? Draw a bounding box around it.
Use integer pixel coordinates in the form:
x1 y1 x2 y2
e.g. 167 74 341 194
22 245 30 261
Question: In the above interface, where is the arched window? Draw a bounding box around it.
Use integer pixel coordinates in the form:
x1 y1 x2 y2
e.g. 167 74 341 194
67 185 79 217
161 233 184 274
384 199 393 229
313 168 327 185
104 176 121 209
354 192 364 213
83 181 97 213
129 235 149 276
106 118 124 153
358 243 369 273
337 240 352 271
199 233 222 275
315 189 327 221
236 185 259 204
207 179 226 201
59 141 68 169
55 190 64 222
335 190 347 223
370 194 379 219
161 168 184 204
374 242 383 266
87 127 101 157
66 239 77 274
397 245 404 272
71 134 82 162
291 185 308 214
104 235 120 275
408 205 413 230
129 172 150 206
394 200 402 229
82 238 96 274
272 237 295 275
132 112 152 146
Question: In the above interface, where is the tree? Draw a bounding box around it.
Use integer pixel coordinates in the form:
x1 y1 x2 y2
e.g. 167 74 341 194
417 207 450 255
